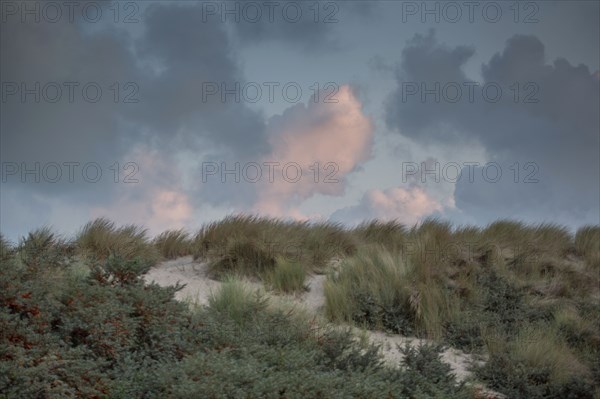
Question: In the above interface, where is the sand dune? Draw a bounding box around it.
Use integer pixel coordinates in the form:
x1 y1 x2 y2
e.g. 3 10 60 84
144 256 504 398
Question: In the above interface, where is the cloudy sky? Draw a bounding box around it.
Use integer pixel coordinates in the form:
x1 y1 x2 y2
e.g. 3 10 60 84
1 0 599 240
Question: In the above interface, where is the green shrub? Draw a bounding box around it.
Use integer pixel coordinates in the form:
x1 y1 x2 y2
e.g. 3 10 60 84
475 324 595 398
399 343 464 394
1 226 473 399
1 252 191 398
15 227 75 273
3 218 599 398
169 289 469 399
443 311 485 351
445 268 552 351
89 254 154 286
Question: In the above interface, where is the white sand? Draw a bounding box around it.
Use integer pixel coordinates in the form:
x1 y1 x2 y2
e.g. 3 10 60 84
144 256 263 304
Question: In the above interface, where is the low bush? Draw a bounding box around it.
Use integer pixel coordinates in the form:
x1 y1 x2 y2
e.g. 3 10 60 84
1 241 190 398
1 238 471 398
399 343 464 395
3 218 599 398
89 254 155 286
475 324 595 399
324 219 599 397
16 227 75 271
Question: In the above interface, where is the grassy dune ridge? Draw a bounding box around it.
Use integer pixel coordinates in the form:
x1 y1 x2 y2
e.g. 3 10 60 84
1 216 599 398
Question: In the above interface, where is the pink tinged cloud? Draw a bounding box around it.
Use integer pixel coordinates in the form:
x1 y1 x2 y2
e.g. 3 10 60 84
333 186 444 227
90 147 193 235
90 189 192 236
366 187 443 225
254 85 374 218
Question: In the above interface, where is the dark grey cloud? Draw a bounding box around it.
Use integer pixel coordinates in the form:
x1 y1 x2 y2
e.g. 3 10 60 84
229 0 376 52
0 1 270 212
2 0 368 236
2 1 597 240
385 29 476 144
227 0 379 54
0 10 139 202
385 31 600 227
130 3 269 157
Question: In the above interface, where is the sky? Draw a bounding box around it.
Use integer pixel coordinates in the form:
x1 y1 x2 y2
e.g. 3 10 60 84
1 0 599 241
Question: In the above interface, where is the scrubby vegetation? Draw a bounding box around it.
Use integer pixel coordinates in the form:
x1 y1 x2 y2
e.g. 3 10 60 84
0 234 11 261
1 233 469 398
324 219 600 398
324 246 458 339
264 257 308 294
1 216 598 398
76 218 161 266
153 229 192 259
575 225 600 268
192 215 356 278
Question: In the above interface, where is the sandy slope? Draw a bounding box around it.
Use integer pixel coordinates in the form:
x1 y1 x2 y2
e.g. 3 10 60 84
144 256 502 396
144 256 262 304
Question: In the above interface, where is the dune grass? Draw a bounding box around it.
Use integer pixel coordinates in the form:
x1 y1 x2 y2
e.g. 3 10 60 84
324 247 412 328
153 229 192 259
352 219 407 253
575 225 600 268
320 218 600 398
15 227 75 270
324 245 459 339
207 278 267 326
205 235 278 279
0 234 11 259
193 215 356 279
264 256 308 294
477 323 595 398
76 218 160 266
2 216 599 398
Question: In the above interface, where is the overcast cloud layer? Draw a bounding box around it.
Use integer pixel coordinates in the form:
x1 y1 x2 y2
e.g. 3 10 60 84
1 1 598 240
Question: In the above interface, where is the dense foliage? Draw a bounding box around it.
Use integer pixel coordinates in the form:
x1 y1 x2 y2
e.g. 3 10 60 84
1 229 470 398
2 218 598 398
324 221 600 398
